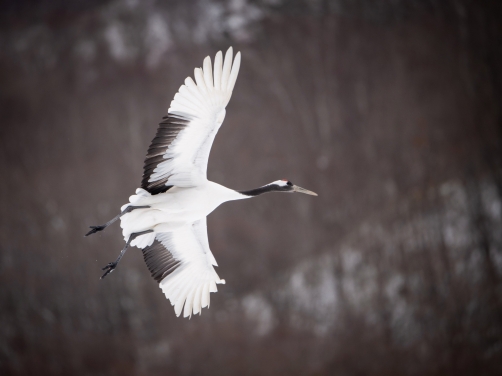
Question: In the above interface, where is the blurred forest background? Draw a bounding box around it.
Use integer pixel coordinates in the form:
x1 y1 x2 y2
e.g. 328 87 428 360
1 0 502 375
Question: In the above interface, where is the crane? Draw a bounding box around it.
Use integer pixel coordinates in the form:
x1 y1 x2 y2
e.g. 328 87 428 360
86 47 317 318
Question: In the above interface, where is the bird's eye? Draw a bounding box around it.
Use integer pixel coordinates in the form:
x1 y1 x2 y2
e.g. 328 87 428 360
287 181 293 186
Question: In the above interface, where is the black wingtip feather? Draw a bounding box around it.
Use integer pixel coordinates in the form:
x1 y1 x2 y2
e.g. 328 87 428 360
141 113 192 195
142 239 181 283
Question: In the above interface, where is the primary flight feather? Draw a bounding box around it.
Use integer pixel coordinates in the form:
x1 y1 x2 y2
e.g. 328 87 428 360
86 47 317 318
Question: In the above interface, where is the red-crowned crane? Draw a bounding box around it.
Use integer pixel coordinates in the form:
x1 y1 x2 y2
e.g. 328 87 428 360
86 47 317 318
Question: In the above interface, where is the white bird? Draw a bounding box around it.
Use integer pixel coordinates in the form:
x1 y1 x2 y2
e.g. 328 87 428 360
86 47 317 318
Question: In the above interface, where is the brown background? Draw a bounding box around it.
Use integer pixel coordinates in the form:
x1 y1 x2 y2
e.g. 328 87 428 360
1 1 501 375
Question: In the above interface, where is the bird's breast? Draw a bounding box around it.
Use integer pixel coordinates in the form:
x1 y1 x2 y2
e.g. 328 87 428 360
153 185 228 219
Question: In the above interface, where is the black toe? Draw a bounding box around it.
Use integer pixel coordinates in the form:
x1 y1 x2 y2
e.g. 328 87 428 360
100 262 117 279
85 225 106 237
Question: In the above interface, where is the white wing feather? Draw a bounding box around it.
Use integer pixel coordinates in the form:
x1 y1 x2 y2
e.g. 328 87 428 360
149 47 241 188
157 219 225 318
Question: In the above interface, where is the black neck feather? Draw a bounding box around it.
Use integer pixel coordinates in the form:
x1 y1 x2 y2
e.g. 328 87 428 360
239 185 282 197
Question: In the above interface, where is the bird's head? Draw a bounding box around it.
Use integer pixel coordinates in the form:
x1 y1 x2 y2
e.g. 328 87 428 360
269 179 318 196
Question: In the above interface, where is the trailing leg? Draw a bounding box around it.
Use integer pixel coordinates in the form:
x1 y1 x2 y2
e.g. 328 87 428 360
100 229 154 279
85 205 150 237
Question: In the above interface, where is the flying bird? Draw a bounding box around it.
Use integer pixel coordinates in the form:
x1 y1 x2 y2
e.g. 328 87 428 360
86 47 317 318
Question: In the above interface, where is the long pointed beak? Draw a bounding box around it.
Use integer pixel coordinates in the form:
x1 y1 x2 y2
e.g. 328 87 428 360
293 185 318 196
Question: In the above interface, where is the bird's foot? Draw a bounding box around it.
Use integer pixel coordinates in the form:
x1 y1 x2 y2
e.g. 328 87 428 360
101 261 118 279
85 225 106 237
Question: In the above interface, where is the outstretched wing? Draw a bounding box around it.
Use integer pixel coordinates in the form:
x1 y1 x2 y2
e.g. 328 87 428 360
141 218 225 318
142 47 241 194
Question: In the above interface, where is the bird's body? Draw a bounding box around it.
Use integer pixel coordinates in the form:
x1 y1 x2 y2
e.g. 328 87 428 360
86 47 316 318
119 183 246 247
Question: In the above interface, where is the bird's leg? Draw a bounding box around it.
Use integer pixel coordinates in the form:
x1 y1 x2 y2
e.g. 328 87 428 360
100 229 154 279
85 205 150 237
